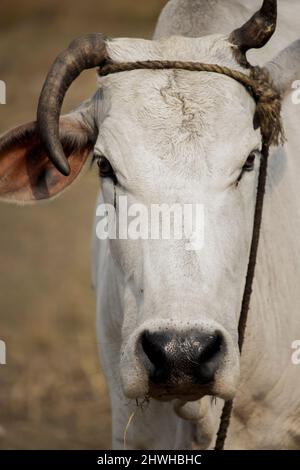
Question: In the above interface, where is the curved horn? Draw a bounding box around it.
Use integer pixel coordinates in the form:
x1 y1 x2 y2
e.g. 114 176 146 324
37 33 109 175
230 0 277 55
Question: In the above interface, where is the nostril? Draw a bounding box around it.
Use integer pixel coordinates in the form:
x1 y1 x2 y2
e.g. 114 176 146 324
141 330 169 384
192 332 223 385
141 331 165 367
198 332 223 363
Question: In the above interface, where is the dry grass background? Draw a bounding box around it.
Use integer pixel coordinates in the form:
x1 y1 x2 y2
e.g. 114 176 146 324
0 0 165 449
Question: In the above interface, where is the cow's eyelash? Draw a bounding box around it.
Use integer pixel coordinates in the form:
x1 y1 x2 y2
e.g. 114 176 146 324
236 150 261 186
91 153 102 168
92 153 118 184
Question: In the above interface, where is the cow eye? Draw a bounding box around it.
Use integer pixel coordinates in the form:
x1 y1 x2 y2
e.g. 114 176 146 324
236 151 260 185
95 155 117 183
242 152 256 172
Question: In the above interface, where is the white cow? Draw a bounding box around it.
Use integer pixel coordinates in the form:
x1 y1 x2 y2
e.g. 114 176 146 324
0 0 300 449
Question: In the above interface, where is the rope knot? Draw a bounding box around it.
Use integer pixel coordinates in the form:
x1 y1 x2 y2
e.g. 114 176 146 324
250 66 285 147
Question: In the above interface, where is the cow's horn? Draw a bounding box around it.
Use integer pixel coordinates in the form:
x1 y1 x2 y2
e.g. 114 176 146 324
37 33 109 175
230 0 277 55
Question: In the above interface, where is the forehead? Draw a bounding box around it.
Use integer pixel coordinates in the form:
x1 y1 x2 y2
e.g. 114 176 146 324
100 69 256 141
95 35 260 170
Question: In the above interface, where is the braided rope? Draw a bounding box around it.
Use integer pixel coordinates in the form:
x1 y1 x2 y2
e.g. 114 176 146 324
98 60 284 450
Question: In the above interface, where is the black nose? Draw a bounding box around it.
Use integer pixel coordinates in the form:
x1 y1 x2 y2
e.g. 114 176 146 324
141 329 223 386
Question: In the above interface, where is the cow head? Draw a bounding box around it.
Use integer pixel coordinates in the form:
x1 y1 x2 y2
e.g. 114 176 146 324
0 0 297 405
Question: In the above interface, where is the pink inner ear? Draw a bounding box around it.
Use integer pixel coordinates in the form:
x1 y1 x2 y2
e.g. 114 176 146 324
0 120 95 202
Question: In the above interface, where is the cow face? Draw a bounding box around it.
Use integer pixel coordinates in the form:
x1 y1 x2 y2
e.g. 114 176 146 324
93 35 259 401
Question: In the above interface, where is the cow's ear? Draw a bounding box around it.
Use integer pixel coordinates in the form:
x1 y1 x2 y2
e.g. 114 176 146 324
0 114 96 202
265 39 300 96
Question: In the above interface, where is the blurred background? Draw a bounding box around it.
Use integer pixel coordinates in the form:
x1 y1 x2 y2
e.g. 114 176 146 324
0 0 165 449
